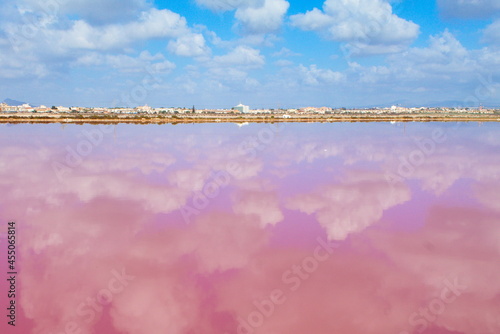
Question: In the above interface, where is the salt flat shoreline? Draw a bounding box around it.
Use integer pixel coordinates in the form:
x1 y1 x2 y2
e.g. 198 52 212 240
1 112 499 124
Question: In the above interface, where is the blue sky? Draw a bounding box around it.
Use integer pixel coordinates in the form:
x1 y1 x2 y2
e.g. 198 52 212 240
1 0 499 108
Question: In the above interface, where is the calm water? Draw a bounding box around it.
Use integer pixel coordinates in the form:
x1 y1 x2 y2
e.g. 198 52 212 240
0 122 499 334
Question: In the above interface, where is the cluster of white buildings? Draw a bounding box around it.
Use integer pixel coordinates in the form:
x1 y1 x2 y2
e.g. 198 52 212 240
0 102 77 113
1 101 497 115
0 103 36 112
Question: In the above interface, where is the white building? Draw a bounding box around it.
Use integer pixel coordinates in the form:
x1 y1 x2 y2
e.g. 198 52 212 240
136 105 153 113
57 106 71 112
234 103 250 113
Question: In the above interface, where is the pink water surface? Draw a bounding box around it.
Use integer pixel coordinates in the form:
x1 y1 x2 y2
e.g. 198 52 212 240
0 122 499 334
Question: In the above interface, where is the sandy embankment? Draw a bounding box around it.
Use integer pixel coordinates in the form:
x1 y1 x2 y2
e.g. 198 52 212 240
0 112 499 124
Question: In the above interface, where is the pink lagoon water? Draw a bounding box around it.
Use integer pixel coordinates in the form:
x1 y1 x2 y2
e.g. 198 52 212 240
0 122 499 334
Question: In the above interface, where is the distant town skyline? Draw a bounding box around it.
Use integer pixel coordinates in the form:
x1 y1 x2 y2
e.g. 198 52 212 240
1 0 499 108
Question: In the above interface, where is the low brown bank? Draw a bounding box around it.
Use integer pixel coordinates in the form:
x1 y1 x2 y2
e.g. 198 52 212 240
1 112 499 124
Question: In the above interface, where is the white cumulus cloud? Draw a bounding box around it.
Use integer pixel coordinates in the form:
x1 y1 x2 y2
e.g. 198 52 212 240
290 0 420 55
299 64 344 85
167 33 210 57
483 19 500 45
212 45 265 68
195 0 289 34
235 0 289 34
51 9 189 51
75 51 176 74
